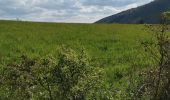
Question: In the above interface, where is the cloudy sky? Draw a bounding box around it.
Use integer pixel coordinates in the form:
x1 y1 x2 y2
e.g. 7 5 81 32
0 0 154 23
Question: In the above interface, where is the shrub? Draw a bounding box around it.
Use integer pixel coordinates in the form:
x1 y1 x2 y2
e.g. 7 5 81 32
52 47 105 99
0 47 106 100
138 12 170 99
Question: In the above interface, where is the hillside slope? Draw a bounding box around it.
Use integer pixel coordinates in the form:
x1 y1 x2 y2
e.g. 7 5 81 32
96 0 170 24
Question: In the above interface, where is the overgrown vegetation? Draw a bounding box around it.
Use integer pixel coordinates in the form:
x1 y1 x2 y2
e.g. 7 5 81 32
0 13 169 99
0 47 109 99
137 12 170 99
0 21 151 99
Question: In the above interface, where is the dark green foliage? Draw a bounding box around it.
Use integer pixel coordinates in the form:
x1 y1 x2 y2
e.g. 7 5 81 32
96 0 170 24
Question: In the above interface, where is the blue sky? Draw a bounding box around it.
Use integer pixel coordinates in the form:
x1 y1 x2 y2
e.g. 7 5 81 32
0 0 153 23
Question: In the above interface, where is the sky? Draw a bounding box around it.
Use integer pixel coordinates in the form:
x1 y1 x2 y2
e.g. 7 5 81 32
0 0 154 23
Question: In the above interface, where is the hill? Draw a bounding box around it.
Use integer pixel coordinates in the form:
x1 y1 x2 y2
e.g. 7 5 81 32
96 0 170 24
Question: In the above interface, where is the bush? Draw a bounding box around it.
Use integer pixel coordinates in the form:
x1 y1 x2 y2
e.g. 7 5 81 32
0 47 106 100
137 12 170 99
53 47 105 99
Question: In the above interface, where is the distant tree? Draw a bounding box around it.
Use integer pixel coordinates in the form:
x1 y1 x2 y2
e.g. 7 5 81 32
138 19 144 24
135 18 144 24
16 17 21 21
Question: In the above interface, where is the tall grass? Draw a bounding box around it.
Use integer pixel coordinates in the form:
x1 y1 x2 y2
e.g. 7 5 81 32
0 20 155 99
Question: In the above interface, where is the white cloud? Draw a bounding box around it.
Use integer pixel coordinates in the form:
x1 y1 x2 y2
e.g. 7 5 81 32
0 0 154 23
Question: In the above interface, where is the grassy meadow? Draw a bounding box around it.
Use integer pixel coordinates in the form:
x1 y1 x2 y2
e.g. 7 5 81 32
0 20 154 99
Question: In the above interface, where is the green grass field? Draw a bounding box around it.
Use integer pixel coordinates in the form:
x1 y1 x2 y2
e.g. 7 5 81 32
0 20 153 79
0 20 154 98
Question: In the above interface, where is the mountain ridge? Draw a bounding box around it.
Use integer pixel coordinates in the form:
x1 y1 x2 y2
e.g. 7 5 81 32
96 0 170 24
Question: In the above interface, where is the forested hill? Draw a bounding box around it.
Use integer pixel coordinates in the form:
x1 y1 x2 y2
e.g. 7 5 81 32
96 0 170 24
